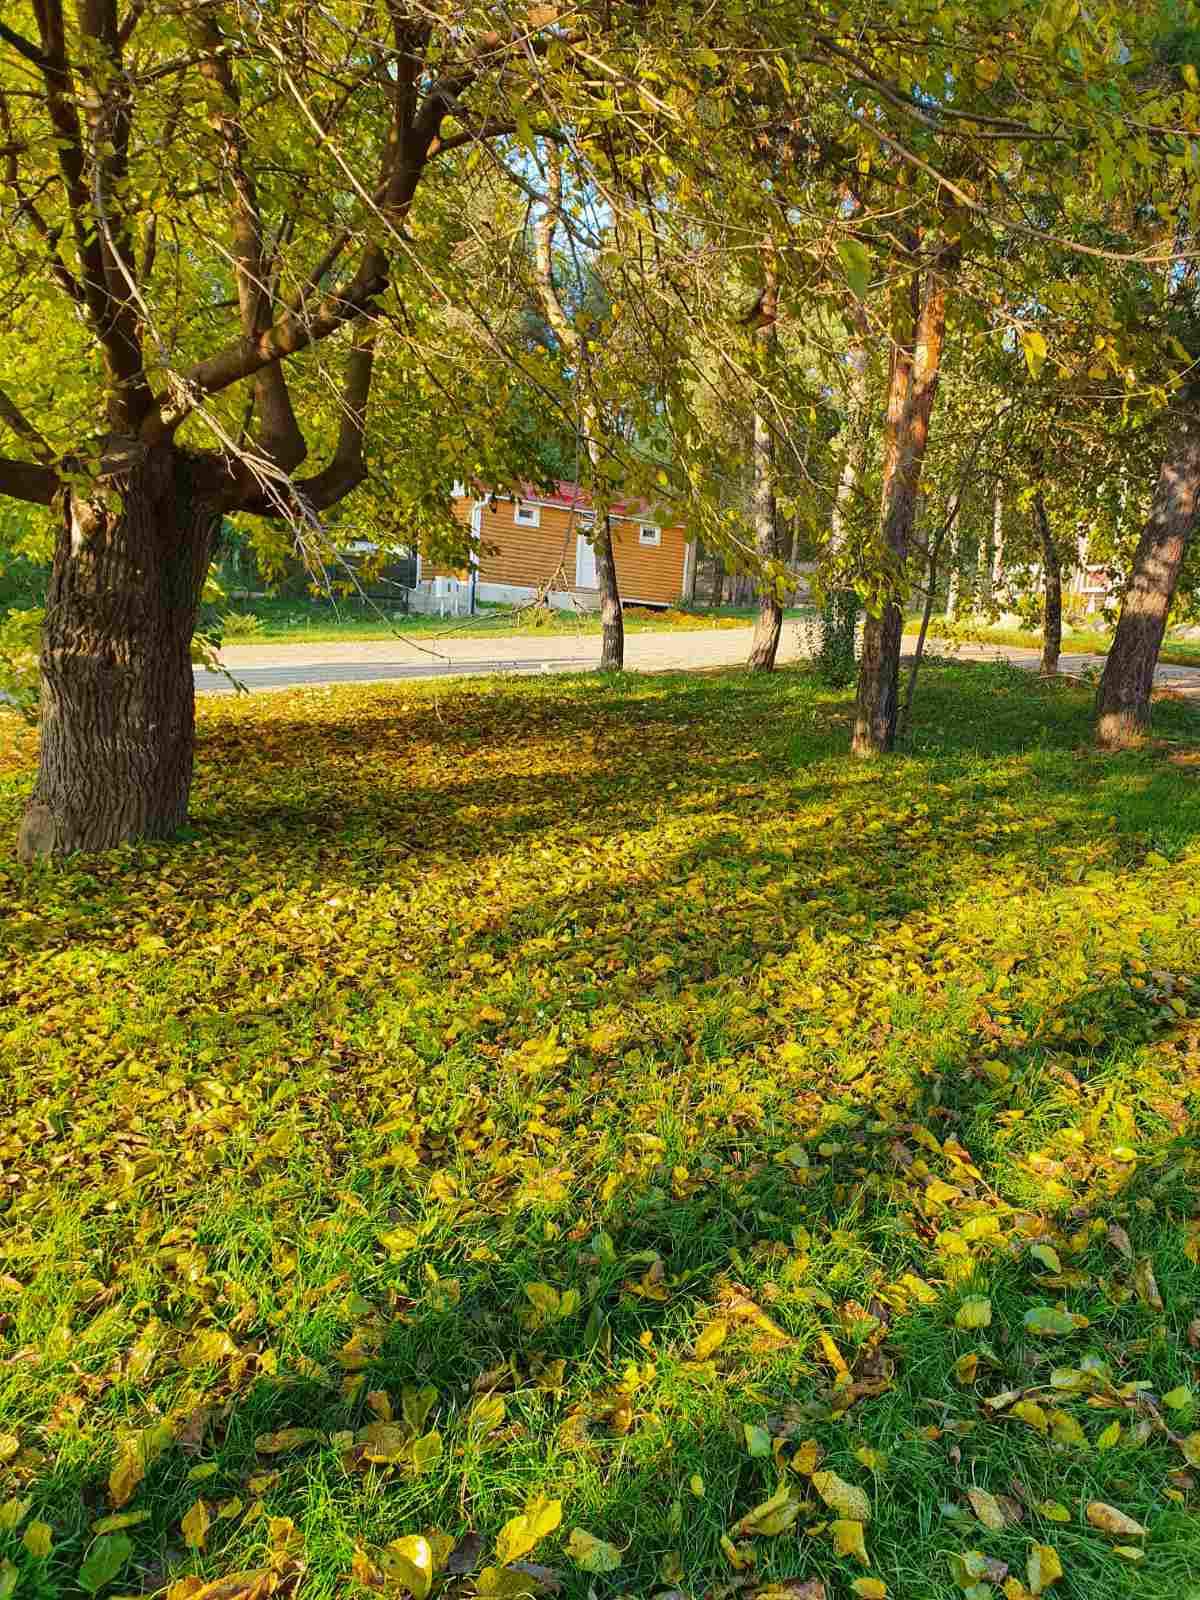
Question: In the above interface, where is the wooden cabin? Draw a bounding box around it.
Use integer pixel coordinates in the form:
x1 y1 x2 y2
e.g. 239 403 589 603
414 482 695 611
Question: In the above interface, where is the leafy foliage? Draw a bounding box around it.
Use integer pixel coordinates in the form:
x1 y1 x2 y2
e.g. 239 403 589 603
0 664 1199 1600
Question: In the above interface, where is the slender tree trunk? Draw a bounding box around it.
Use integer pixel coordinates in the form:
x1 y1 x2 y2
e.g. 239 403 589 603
991 482 1005 598
1033 491 1061 675
749 245 782 671
594 512 624 670
853 226 958 756
945 524 960 617
18 443 218 861
1096 391 1200 746
710 555 725 607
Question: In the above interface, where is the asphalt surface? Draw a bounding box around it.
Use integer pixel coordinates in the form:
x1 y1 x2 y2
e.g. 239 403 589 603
193 625 1200 697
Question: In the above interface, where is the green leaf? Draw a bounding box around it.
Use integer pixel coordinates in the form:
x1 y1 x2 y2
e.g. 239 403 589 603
78 1535 134 1595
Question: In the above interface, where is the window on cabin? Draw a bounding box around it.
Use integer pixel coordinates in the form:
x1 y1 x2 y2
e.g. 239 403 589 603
514 501 541 527
639 525 661 546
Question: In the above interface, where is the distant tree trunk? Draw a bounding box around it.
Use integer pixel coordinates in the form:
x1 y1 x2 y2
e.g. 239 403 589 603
595 512 625 671
1033 491 1061 675
710 555 725 607
684 543 699 603
749 245 782 672
975 483 1000 612
18 443 218 862
853 225 959 756
991 481 1005 599
1096 390 1200 746
945 523 960 617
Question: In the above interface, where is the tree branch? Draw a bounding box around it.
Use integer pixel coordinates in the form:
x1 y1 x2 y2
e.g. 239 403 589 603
0 384 54 463
0 455 58 504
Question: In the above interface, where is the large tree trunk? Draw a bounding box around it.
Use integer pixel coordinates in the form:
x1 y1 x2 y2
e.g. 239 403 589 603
748 245 782 671
1033 491 1061 675
1096 390 1200 746
853 227 957 756
18 443 218 861
595 513 625 671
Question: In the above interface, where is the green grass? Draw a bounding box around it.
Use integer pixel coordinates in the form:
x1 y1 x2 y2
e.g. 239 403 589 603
919 618 1200 671
1 663 1199 1600
215 597 808 646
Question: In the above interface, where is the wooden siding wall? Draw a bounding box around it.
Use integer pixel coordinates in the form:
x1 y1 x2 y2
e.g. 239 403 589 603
432 497 689 606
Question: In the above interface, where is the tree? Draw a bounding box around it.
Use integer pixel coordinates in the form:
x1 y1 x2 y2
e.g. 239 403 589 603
747 243 783 671
0 4 576 857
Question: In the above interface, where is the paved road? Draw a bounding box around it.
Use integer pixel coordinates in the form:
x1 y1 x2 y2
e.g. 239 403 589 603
194 624 1200 697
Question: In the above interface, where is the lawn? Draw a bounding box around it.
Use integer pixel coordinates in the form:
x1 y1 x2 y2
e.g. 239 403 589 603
922 620 1200 673
1 663 1199 1600
214 598 805 646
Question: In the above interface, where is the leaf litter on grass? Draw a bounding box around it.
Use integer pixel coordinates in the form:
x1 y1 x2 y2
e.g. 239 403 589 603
0 665 1198 1599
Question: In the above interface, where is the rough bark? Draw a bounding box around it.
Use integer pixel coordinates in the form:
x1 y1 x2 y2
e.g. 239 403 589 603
1096 390 1200 746
853 227 957 756
18 443 220 861
595 513 625 671
748 245 782 672
1033 491 1061 675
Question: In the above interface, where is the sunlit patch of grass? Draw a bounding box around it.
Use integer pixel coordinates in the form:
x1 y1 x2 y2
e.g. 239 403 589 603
0 662 1198 1599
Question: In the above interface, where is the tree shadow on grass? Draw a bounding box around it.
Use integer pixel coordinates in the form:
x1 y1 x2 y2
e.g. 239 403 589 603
4 961 1198 1600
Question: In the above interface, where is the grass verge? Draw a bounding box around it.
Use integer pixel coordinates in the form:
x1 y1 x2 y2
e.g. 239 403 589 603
1 663 1199 1600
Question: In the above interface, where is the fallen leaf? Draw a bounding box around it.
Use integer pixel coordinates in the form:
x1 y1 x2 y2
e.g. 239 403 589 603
182 1499 211 1551
850 1582 887 1599
1132 1258 1163 1311
1026 1545 1062 1594
1085 1503 1147 1538
380 1535 434 1599
744 1423 773 1458
830 1519 869 1563
22 1521 52 1558
693 1321 728 1359
565 1529 622 1572
967 1488 1006 1531
79 1534 134 1595
254 1428 322 1456
495 1496 562 1567
811 1471 871 1521
1023 1307 1081 1337
956 1298 992 1330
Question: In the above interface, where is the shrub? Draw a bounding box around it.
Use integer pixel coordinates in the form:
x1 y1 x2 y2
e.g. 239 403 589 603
219 609 264 638
0 606 43 724
804 589 860 687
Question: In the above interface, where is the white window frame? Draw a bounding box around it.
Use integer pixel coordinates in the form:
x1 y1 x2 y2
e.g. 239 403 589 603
638 524 661 547
514 500 541 528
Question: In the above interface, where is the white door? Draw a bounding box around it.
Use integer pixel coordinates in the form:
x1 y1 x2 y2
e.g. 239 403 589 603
575 533 598 588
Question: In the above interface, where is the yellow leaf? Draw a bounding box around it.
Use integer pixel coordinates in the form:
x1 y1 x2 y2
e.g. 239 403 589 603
851 1582 887 1599
831 1519 869 1563
1011 1401 1047 1433
92 1511 150 1534
22 1521 52 1558
494 1496 562 1566
1179 1431 1200 1467
953 1354 979 1385
1039 1502 1070 1523
811 1471 870 1522
523 1283 560 1318
1027 1545 1063 1594
690 1475 705 1498
738 1484 803 1537
854 1447 887 1473
1047 1410 1087 1448
0 1502 30 1533
693 1321 728 1360
108 1422 175 1508
182 1500 211 1551
1162 1386 1192 1411
0 1439 18 1465
955 1298 992 1330
1113 1546 1144 1562
1133 1258 1163 1310
253 1429 321 1455
1085 1502 1147 1538
380 1535 434 1599
1030 1245 1061 1272
469 1395 507 1438
791 1439 821 1475
1096 1422 1121 1451
967 1488 1006 1531
474 1569 543 1598
566 1529 622 1572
